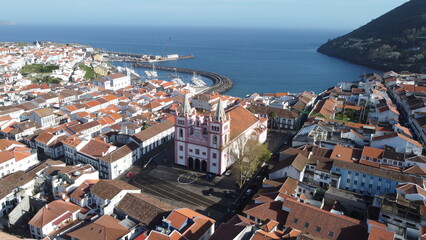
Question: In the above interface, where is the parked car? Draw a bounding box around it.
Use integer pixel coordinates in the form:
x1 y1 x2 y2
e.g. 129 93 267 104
202 174 214 181
126 172 134 178
207 188 214 195
224 189 237 198
225 170 232 176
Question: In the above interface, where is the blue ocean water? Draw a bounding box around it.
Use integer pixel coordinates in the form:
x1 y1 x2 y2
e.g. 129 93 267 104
0 25 378 97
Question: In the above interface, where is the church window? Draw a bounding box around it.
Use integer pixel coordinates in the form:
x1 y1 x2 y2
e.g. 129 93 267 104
213 136 218 144
179 129 183 138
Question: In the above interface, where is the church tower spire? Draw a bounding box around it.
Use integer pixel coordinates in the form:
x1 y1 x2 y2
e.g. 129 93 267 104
213 98 226 122
180 94 192 116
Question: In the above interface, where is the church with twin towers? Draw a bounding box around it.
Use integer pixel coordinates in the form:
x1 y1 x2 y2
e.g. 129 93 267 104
174 95 268 175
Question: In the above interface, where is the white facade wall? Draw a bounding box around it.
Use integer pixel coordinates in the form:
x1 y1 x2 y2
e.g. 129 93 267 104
111 75 131 90
269 166 300 181
371 137 422 156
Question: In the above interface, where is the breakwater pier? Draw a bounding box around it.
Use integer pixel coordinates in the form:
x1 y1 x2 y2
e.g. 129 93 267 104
99 50 194 63
133 63 233 94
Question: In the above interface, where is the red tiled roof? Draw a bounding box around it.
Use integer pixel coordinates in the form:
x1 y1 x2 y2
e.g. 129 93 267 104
361 146 384 159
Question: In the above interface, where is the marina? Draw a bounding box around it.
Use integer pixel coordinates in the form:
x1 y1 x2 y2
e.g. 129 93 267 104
133 63 233 94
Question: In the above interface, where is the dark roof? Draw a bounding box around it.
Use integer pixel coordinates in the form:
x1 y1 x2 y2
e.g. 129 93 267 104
283 197 367 240
91 180 139 200
115 193 173 228
0 162 48 199
383 146 405 161
272 153 308 173
209 214 256 240
132 120 174 143
250 105 299 119
98 142 138 163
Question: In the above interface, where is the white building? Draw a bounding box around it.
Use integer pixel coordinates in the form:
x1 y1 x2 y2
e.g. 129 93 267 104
89 180 140 215
28 200 81 239
92 73 131 90
371 133 423 156
98 142 138 179
28 108 56 129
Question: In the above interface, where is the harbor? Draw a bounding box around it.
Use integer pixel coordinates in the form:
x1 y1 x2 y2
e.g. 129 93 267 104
100 50 194 63
133 63 233 94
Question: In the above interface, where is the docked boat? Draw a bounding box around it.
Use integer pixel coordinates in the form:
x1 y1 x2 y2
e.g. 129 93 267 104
170 68 185 86
144 64 158 79
190 72 206 87
171 78 185 86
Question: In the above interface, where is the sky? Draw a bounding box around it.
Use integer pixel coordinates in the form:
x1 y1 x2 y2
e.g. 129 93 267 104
0 0 410 30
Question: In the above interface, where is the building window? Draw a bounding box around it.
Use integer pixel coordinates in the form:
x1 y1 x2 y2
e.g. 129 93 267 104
179 129 183 138
293 218 298 223
304 222 309 228
195 149 200 155
213 153 217 159
369 184 372 188
213 136 218 144
354 181 357 185
377 186 380 191
328 232 334 238
212 163 217 166
316 226 321 232
347 179 350 183
179 146 183 151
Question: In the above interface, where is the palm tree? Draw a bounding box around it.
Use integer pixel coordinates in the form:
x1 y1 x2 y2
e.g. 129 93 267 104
268 110 277 130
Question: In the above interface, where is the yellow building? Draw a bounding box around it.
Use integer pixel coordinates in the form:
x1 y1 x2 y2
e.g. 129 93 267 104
93 54 104 61
94 66 109 76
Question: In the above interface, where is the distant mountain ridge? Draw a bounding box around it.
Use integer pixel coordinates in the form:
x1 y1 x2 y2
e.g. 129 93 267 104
318 0 426 72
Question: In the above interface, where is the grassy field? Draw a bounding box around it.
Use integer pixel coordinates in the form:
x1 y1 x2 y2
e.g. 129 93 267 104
79 64 98 79
20 64 59 74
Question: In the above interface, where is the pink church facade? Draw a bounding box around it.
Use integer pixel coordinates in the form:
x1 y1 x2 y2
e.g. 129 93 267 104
174 96 268 175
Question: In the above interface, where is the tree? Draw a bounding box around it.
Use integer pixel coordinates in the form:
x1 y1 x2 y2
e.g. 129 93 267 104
231 139 271 187
268 110 277 130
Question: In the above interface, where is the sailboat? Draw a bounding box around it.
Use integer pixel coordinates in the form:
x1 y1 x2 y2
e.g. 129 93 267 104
144 64 158 79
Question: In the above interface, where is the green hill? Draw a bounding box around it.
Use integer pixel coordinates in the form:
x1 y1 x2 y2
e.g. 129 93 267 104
318 0 426 72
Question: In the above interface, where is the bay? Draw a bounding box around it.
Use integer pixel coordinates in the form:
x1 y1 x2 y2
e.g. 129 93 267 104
0 25 378 97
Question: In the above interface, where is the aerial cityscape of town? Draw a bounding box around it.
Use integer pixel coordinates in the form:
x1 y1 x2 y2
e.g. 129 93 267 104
0 36 424 240
0 0 426 240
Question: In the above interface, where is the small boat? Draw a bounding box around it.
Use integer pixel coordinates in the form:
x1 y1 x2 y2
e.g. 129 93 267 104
144 64 158 78
170 68 185 86
190 72 206 87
